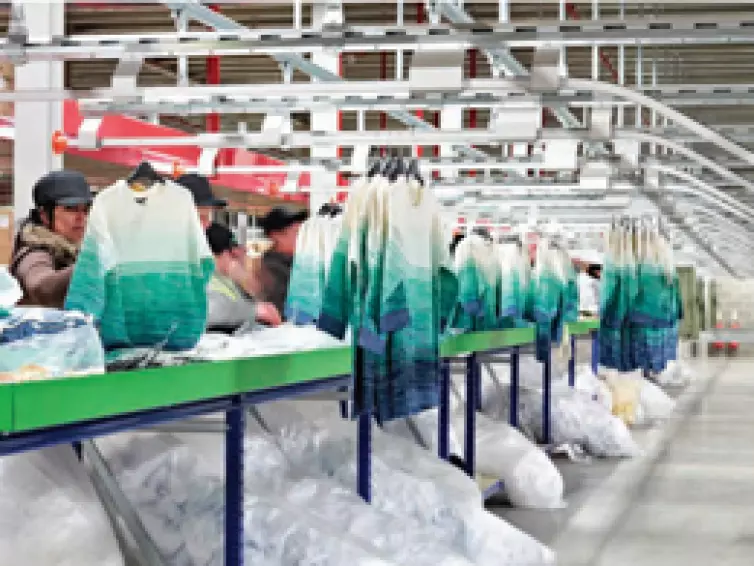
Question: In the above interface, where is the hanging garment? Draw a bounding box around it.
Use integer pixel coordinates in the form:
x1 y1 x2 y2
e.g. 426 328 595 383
286 215 344 326
65 180 214 351
498 242 529 329
599 222 681 373
449 234 499 332
319 176 457 421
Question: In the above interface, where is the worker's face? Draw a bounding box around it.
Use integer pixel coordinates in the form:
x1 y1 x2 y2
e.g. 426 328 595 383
197 206 214 230
46 204 90 245
270 222 301 256
214 250 234 276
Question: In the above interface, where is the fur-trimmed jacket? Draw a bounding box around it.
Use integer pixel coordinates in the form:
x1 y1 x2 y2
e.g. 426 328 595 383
9 223 79 308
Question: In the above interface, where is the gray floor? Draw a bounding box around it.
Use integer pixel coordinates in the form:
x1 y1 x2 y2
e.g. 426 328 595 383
490 358 754 566
593 360 754 566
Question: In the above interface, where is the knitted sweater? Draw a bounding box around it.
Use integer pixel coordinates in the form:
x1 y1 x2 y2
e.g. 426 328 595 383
65 180 214 350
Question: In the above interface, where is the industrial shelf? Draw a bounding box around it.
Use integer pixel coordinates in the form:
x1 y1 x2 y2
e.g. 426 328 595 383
0 320 598 435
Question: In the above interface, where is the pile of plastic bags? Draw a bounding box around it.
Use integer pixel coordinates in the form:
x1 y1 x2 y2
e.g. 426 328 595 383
0 446 124 566
98 405 556 566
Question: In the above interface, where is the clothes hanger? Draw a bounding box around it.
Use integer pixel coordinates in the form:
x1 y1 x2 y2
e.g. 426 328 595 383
127 161 163 192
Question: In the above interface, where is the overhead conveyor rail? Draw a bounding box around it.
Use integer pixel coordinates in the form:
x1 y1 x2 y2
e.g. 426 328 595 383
2 17 754 60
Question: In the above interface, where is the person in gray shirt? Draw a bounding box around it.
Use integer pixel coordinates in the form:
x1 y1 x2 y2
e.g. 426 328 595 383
205 223 281 333
257 206 308 318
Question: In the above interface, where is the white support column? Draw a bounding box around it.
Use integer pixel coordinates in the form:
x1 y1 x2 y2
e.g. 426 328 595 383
13 0 64 223
309 1 340 212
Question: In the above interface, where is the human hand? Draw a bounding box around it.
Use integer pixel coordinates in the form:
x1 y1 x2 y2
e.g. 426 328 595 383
255 302 282 327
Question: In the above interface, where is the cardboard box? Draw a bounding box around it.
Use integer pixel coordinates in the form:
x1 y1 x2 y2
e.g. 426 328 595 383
0 207 13 266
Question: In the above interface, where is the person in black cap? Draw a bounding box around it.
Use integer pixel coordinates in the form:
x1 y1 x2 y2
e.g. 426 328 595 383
10 170 93 308
176 173 227 230
257 205 308 317
205 222 282 332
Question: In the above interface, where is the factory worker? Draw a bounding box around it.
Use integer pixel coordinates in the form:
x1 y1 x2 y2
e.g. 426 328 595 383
257 205 308 317
177 173 227 230
10 170 93 308
205 222 282 332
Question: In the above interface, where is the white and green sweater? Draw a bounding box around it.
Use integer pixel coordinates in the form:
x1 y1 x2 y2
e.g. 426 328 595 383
65 180 214 350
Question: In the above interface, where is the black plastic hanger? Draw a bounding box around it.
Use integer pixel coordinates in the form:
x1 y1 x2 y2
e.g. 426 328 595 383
406 159 424 185
127 161 163 185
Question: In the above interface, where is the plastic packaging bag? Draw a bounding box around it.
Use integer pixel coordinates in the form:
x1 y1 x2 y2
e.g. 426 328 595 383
381 405 564 510
381 408 464 456
462 413 565 509
604 372 642 425
0 266 21 314
0 308 105 381
637 379 675 425
0 446 124 566
655 360 693 387
528 386 640 458
273 419 553 566
116 445 396 566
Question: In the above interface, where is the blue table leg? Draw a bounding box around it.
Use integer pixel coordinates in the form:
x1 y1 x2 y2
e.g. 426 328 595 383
568 334 576 387
72 441 82 460
339 386 349 419
357 411 372 502
543 343 552 445
475 358 483 411
464 354 477 478
225 397 245 566
591 330 599 375
510 346 520 429
438 359 451 461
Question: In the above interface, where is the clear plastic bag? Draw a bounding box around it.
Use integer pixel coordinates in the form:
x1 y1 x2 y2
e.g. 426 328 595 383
0 308 105 381
273 419 554 566
380 405 564 510
381 408 464 457
0 266 21 314
605 372 642 426
637 379 675 425
458 412 565 509
0 446 124 566
116 445 396 566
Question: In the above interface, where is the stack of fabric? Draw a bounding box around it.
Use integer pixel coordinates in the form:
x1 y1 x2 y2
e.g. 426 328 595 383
599 221 682 373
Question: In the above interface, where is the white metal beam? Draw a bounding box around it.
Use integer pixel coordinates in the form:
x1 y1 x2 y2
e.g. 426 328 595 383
12 0 63 223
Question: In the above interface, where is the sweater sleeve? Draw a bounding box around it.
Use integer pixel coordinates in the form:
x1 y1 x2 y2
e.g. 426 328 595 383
14 250 73 308
64 205 112 320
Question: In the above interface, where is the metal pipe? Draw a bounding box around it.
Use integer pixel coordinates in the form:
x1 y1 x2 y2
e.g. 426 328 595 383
205 4 221 134
652 58 658 155
636 45 643 128
592 0 600 81
559 0 567 76
175 8 189 87
293 0 302 30
617 0 625 127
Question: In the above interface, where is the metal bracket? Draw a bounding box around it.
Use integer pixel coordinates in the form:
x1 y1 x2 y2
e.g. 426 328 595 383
77 117 104 150
409 50 465 93
110 53 143 103
529 47 563 94
6 4 28 65
260 112 292 147
197 147 219 176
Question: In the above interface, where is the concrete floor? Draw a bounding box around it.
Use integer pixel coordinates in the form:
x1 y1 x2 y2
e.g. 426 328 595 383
594 360 754 566
490 359 754 566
